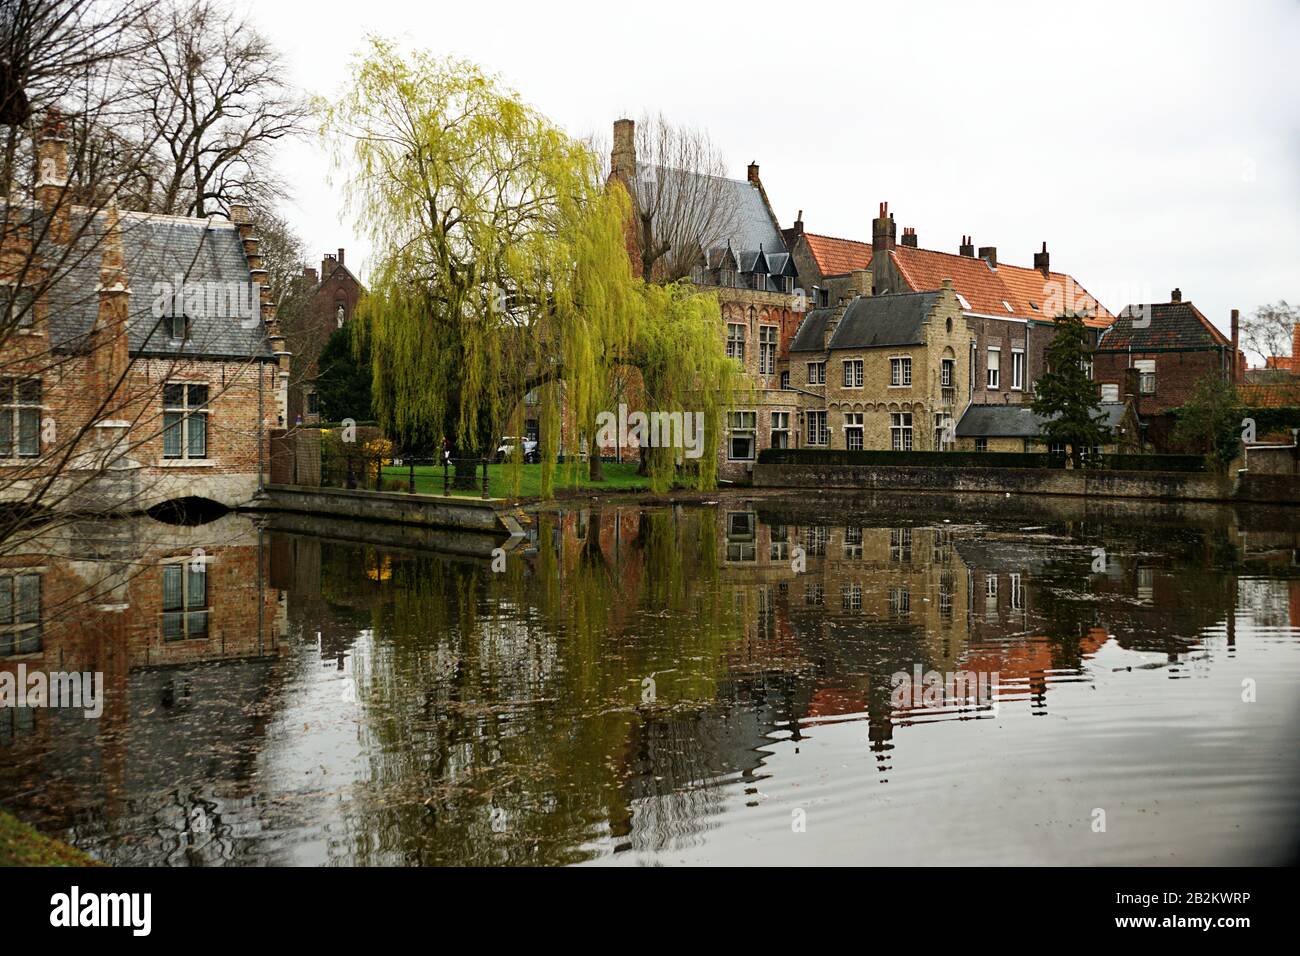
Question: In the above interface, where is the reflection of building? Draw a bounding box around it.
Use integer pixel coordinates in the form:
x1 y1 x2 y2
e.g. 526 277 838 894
0 513 285 862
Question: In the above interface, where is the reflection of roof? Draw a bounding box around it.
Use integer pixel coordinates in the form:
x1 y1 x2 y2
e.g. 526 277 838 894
956 402 1128 438
1097 300 1229 351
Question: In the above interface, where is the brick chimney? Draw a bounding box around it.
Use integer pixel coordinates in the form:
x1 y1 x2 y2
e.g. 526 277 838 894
978 246 998 268
900 226 918 248
93 200 130 402
958 235 974 257
1170 288 1182 303
36 109 71 243
792 209 804 238
611 118 636 189
1230 309 1240 385
337 248 345 268
1034 241 1050 277
1293 322 1300 369
747 161 760 185
321 252 337 278
303 265 318 283
850 267 872 297
872 202 896 253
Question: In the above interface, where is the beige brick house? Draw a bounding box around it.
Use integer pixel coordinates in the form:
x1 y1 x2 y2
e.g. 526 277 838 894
787 279 970 451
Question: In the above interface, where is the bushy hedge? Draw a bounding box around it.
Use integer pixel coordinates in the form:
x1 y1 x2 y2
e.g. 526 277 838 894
1096 453 1206 473
757 449 1067 469
756 448 1207 473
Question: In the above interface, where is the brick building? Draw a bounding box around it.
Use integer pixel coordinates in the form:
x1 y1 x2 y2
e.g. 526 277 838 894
1094 289 1244 450
788 204 1114 412
285 249 366 426
0 116 287 512
788 280 970 451
607 118 806 481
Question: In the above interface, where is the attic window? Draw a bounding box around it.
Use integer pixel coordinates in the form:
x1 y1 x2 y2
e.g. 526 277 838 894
1029 301 1039 311
955 293 971 310
1003 300 1014 313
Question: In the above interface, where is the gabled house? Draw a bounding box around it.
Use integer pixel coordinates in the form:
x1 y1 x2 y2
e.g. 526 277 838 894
788 280 970 451
788 204 1114 409
1093 289 1244 449
608 118 807 480
0 114 288 512
953 402 1139 457
285 248 366 426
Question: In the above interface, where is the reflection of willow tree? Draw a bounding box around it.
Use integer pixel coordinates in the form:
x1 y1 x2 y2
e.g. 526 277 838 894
337 507 744 865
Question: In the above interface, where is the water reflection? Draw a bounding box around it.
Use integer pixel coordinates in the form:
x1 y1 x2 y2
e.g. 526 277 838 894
2 496 1299 865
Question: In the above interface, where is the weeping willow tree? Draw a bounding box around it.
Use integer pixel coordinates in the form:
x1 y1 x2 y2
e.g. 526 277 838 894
323 40 739 496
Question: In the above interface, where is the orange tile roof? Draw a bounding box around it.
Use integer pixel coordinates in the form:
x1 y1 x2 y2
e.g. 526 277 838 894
890 246 1113 328
802 232 872 277
1239 381 1300 408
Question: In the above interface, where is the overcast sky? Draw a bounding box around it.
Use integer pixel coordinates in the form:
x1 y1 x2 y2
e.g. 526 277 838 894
249 0 1299 355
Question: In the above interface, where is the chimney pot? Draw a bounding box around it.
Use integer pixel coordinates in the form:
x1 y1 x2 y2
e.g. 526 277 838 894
872 201 896 253
337 248 345 266
900 226 918 248
959 235 974 257
1034 241 1050 276
1171 288 1182 302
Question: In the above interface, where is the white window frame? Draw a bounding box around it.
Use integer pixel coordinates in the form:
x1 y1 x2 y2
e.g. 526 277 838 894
807 361 825 386
726 410 757 461
162 383 209 460
890 356 912 387
842 359 864 389
806 410 829 446
986 347 1001 389
726 323 745 362
890 412 913 451
758 325 778 375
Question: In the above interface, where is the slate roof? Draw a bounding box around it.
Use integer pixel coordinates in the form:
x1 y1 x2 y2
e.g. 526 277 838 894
789 307 835 352
828 292 938 349
955 402 1128 438
1096 300 1229 352
37 207 272 359
640 164 790 293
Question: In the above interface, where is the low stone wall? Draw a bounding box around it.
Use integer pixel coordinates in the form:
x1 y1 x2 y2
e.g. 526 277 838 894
256 485 509 532
254 484 522 538
752 462 1245 503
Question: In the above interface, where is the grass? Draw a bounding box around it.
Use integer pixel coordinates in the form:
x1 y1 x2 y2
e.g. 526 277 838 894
379 460 654 500
0 808 97 867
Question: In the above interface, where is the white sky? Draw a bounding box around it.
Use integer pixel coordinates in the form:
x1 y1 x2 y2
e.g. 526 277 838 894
249 0 1300 353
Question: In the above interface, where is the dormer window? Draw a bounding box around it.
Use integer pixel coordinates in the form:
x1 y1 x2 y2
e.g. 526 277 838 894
1003 300 1014 313
751 272 766 291
167 313 189 341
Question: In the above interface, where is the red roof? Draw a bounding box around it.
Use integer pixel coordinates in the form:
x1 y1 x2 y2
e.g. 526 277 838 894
802 232 872 276
891 246 1113 328
801 230 1112 329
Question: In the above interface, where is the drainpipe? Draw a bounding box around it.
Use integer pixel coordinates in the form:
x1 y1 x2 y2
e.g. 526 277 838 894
258 358 265 492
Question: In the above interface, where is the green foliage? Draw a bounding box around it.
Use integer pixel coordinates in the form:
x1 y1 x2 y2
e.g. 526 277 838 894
322 40 736 496
1032 312 1108 466
1172 373 1244 470
315 326 373 424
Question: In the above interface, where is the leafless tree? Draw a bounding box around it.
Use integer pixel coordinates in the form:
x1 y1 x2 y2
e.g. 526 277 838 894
1241 300 1297 367
126 0 309 217
598 112 740 284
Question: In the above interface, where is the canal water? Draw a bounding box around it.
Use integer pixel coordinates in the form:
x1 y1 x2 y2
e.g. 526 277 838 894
2 494 1298 865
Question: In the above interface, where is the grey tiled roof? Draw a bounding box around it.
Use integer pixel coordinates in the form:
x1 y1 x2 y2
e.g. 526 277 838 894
828 292 939 350
789 308 835 352
955 402 1127 438
640 165 787 266
34 207 273 359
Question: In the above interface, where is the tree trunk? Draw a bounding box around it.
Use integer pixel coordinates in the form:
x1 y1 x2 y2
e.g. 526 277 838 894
589 436 604 481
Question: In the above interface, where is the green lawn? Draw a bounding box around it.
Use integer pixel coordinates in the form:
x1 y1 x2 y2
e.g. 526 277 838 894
380 460 653 499
0 808 97 867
